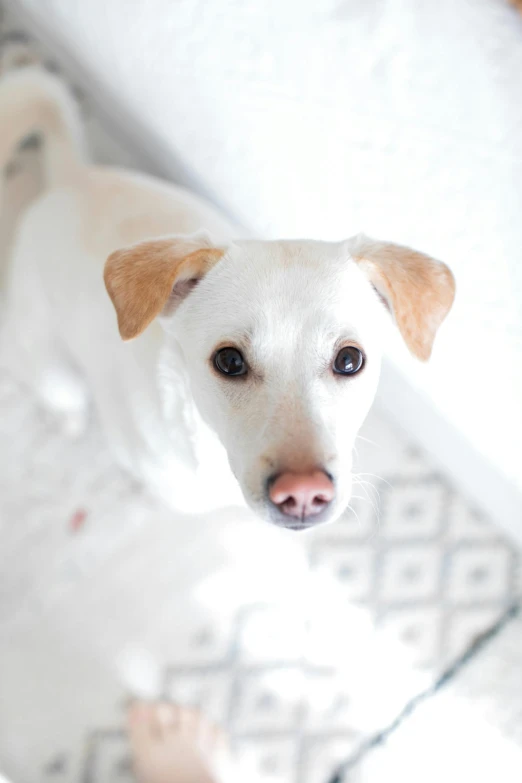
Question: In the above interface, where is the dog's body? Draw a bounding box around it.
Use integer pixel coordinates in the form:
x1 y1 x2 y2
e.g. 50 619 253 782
1 68 244 513
0 68 455 528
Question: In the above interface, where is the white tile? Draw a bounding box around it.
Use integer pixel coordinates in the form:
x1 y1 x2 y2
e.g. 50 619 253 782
445 546 513 603
378 545 442 602
313 545 375 601
379 607 443 669
381 480 447 540
231 668 304 733
233 738 298 783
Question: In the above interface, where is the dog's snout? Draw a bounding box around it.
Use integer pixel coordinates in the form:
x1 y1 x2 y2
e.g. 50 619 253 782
268 470 335 524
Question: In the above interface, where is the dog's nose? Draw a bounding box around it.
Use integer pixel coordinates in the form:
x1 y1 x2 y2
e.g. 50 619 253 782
268 470 335 520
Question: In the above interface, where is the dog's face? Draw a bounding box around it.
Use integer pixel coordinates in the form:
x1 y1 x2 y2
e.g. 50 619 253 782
105 233 455 529
171 240 384 527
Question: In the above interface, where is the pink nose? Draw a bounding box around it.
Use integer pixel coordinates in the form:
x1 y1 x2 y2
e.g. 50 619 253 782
269 471 335 520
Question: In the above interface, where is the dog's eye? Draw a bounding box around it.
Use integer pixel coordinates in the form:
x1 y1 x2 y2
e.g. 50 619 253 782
214 347 247 377
333 346 364 375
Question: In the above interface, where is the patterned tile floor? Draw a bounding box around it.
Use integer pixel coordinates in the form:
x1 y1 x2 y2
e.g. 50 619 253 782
0 12 521 783
0 357 520 783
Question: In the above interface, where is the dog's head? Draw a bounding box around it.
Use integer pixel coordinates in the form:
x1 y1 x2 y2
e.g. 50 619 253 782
104 233 455 529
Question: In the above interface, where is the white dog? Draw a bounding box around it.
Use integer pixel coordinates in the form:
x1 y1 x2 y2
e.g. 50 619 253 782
0 67 455 529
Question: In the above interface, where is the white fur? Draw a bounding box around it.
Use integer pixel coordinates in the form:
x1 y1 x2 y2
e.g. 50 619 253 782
1 68 390 526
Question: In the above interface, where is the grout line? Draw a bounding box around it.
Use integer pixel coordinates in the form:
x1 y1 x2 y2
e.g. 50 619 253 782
328 602 520 783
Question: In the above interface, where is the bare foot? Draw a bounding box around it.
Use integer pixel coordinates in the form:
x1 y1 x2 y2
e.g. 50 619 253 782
127 702 230 783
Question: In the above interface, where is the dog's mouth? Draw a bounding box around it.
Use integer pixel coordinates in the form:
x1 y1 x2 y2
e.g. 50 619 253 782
265 503 338 532
276 520 321 532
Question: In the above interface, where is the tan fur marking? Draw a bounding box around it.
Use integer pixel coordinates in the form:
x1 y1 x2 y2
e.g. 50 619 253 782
352 237 455 361
104 239 223 340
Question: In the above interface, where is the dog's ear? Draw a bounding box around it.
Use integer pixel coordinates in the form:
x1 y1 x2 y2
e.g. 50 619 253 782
350 234 455 360
104 235 224 341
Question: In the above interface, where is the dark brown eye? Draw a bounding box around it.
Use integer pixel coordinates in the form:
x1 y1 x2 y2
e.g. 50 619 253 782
333 346 364 375
214 347 247 377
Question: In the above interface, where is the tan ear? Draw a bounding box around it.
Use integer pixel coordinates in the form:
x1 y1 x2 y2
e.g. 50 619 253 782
104 237 224 340
350 234 455 361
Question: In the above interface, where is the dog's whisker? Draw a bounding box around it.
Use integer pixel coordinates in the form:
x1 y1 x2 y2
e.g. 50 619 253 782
345 502 363 531
355 434 381 448
354 471 391 488
353 476 381 501
352 492 378 522
352 477 381 520
352 473 383 499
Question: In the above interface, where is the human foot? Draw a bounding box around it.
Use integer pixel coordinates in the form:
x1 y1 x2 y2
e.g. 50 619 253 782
127 702 229 783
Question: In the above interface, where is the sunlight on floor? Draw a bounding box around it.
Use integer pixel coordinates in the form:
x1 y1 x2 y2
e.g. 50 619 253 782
355 687 522 783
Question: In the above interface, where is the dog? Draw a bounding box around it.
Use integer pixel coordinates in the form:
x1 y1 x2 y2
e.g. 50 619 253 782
0 67 455 530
